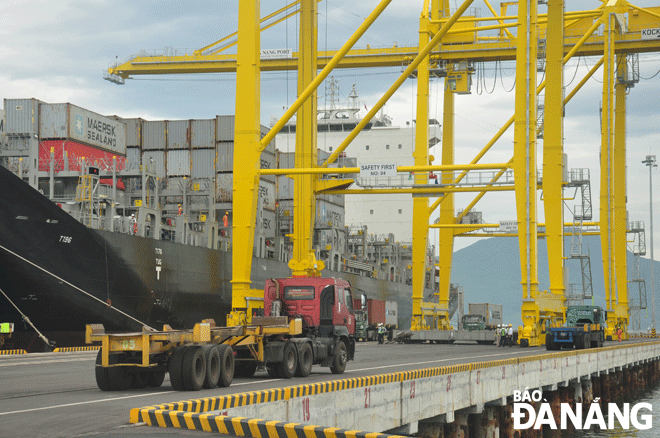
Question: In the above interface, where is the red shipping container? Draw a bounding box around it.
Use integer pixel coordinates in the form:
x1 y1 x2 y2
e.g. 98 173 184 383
366 299 386 326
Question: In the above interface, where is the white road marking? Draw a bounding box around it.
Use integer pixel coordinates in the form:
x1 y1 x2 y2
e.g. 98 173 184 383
0 379 273 416
0 357 93 367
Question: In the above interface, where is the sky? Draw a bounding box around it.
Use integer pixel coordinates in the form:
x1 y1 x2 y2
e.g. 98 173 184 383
3 0 660 313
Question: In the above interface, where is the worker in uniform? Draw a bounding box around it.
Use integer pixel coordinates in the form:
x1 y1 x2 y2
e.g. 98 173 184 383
495 324 501 346
178 204 183 215
129 213 137 235
617 326 623 342
500 325 507 347
506 324 514 347
223 211 229 228
377 323 386 344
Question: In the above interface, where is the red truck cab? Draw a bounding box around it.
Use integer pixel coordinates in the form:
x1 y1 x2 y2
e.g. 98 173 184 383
264 277 355 335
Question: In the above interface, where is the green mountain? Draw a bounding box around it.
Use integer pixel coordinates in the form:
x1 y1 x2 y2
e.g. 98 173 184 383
450 235 658 330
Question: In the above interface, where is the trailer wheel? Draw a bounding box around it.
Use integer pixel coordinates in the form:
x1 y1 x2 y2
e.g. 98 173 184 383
278 342 298 379
234 361 258 378
147 370 166 388
330 341 347 374
95 349 111 391
217 344 234 387
574 334 584 350
131 368 150 389
168 346 188 391
182 346 206 391
295 343 313 378
202 345 221 389
545 333 558 351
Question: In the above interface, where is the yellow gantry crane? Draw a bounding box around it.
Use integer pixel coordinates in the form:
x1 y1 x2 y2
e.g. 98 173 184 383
107 0 660 346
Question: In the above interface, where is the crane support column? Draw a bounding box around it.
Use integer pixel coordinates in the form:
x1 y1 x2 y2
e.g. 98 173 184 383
543 0 565 300
516 0 540 347
601 10 617 334
289 0 322 277
437 78 455 329
411 7 432 330
614 53 629 335
230 0 262 324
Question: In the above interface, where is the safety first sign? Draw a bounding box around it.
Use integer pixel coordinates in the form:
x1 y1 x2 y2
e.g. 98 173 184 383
641 28 660 40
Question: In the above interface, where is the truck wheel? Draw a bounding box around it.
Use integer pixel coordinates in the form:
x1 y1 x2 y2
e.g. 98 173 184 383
147 370 166 388
168 346 188 391
234 361 258 378
131 368 150 389
583 334 591 350
95 349 111 391
295 343 313 378
202 345 220 389
182 346 206 391
330 341 347 374
277 342 298 379
574 335 584 350
217 344 234 387
545 333 555 351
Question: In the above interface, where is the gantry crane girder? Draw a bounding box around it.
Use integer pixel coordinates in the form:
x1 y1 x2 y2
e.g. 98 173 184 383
106 7 660 79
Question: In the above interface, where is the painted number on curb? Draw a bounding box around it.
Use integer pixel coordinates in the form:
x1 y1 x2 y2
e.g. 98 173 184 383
410 381 416 399
502 366 506 379
446 375 452 392
364 387 371 408
476 370 481 385
302 397 311 421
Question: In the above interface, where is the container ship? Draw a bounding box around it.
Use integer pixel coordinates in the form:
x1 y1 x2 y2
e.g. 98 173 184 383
0 98 457 351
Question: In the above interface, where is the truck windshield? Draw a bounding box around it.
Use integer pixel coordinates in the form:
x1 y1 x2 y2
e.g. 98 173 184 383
284 286 315 300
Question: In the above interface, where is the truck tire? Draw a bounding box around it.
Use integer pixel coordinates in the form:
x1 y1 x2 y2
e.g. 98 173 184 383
217 344 234 387
295 343 313 378
277 342 298 379
147 370 166 388
95 349 111 391
182 346 206 391
202 345 220 389
583 334 591 350
168 346 188 391
330 341 348 374
234 361 258 378
574 334 584 350
545 333 557 351
131 368 150 389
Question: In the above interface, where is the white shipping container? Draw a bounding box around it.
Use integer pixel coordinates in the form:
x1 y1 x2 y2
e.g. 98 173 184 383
38 103 127 155
276 175 294 201
143 151 166 178
142 121 166 150
215 172 274 208
167 120 191 149
260 150 276 182
216 115 235 142
4 98 41 135
216 141 233 172
259 179 276 211
167 149 190 177
125 147 141 171
215 172 233 202
385 301 398 327
257 208 276 237
124 118 142 147
191 148 215 178
191 119 215 148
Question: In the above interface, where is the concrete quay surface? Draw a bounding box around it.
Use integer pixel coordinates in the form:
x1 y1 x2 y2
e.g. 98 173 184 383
0 339 656 438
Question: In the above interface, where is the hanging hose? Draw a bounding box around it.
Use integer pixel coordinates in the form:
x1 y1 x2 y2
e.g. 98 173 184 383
0 286 54 348
0 242 155 331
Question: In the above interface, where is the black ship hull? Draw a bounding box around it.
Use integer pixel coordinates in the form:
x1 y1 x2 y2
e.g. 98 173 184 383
0 165 412 351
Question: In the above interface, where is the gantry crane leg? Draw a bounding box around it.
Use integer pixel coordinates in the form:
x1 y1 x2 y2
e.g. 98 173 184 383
436 80 455 330
614 53 630 337
411 7 432 331
290 0 323 277
230 0 263 325
515 0 540 347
